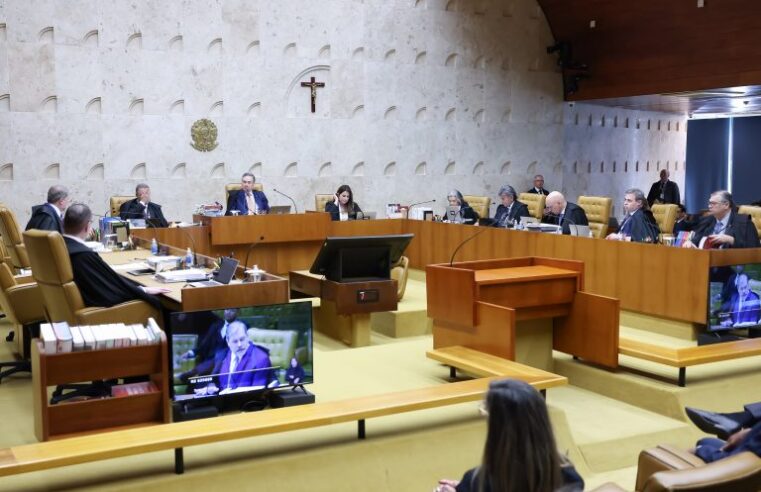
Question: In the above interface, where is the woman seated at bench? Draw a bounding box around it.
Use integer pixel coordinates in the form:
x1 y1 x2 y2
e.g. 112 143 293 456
325 184 362 221
435 379 584 492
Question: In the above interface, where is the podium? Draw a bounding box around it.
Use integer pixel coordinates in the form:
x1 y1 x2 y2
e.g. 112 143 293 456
427 257 619 369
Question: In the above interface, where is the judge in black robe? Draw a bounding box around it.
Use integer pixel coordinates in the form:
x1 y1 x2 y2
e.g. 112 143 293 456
684 191 759 249
119 183 168 227
25 185 69 233
545 191 588 235
492 185 530 227
607 189 660 243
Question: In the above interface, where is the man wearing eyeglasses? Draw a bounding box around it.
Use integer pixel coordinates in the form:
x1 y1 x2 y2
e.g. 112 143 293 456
683 190 759 249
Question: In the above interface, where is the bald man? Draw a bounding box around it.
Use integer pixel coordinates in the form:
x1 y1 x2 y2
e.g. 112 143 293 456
545 191 588 235
647 169 680 206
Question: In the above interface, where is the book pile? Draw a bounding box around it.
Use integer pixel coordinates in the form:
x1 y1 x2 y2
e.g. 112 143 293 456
39 317 163 354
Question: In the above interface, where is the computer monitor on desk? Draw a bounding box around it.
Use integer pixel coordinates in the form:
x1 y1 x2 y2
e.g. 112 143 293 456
309 234 413 282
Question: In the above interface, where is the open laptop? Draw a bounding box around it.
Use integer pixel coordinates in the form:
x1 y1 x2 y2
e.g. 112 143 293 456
446 205 462 223
355 211 376 220
189 256 239 287
269 205 291 215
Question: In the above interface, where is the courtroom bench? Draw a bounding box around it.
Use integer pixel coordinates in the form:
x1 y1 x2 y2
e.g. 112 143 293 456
0 373 565 477
619 337 761 386
426 345 569 396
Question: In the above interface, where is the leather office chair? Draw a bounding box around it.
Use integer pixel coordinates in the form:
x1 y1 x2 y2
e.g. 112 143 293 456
315 194 334 212
247 328 299 370
109 195 134 217
462 195 491 219
578 195 613 238
0 262 45 381
738 205 761 239
0 238 11 266
635 444 761 491
225 182 264 205
391 255 410 301
0 206 30 271
22 230 161 326
518 193 546 221
652 204 678 236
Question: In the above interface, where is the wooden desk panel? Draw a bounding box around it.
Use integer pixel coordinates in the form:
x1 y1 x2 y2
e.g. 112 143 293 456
205 214 331 245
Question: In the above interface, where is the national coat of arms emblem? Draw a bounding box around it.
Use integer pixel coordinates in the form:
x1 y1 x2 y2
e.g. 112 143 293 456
190 118 219 152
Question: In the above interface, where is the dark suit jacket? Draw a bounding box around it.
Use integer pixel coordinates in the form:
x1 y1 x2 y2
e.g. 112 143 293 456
225 190 269 215
690 212 760 249
213 343 272 389
325 201 362 221
119 199 168 227
647 180 680 206
552 202 589 235
25 204 62 233
619 209 660 243
64 236 161 309
728 291 761 325
459 202 480 224
525 187 550 196
492 201 530 227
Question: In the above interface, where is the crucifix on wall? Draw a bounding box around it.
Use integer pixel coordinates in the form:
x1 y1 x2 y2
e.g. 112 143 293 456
300 76 325 113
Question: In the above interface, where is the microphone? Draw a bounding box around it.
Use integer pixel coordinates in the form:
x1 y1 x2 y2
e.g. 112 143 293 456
449 228 488 266
408 199 436 209
272 188 298 213
244 236 266 269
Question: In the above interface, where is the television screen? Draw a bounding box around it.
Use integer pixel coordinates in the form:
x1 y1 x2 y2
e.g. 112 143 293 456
708 264 761 332
169 301 313 405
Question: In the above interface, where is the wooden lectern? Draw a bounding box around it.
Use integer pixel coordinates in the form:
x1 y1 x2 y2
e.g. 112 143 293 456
427 257 619 369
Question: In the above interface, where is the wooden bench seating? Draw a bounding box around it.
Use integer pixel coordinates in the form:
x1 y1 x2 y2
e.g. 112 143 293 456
426 345 569 394
619 337 761 386
0 372 564 478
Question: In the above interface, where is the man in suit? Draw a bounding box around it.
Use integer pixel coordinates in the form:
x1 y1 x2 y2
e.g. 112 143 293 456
209 321 273 392
180 308 249 381
647 169 680 206
525 174 550 196
225 172 270 215
726 273 761 326
606 188 660 243
63 203 167 309
684 402 761 464
119 183 168 227
683 190 759 249
545 191 588 235
492 185 529 227
673 203 696 234
25 185 70 233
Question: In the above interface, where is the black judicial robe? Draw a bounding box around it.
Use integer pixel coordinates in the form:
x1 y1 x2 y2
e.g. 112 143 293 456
26 204 62 233
119 199 168 227
64 236 161 310
690 212 760 249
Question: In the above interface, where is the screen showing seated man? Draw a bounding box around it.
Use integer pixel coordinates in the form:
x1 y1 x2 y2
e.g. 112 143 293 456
708 264 761 331
170 301 313 402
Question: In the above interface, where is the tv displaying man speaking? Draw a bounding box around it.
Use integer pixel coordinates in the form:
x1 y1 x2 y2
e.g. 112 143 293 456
708 264 761 331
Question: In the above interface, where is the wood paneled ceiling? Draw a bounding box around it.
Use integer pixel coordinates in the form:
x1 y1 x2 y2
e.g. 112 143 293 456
538 0 761 116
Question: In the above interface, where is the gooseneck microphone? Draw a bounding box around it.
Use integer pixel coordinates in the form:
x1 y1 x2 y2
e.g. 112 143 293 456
449 228 488 266
244 236 266 269
408 199 436 210
272 189 298 213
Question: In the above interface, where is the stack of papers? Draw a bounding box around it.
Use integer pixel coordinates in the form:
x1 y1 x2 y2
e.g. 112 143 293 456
155 268 208 283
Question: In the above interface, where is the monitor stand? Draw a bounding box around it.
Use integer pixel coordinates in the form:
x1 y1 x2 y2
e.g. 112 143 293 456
269 387 316 408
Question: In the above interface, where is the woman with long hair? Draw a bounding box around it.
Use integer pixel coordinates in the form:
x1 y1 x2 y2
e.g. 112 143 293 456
436 379 584 492
325 184 362 221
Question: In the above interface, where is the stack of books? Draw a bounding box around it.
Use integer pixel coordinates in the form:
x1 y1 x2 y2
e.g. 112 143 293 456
39 318 163 354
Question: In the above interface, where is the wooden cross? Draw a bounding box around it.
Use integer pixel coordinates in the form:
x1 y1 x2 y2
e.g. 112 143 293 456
300 76 325 113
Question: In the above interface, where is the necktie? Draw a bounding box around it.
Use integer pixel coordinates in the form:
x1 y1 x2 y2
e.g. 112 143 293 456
558 213 564 225
143 204 150 219
227 354 239 388
246 193 256 215
713 220 725 235
220 321 229 339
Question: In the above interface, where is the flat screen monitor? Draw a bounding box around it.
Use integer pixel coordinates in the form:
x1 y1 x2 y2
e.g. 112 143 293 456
169 301 313 412
309 234 414 282
707 264 761 332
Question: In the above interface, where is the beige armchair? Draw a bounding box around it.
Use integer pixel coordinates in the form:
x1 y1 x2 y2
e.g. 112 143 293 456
248 327 299 370
109 195 134 217
652 204 678 236
738 205 761 238
518 193 546 221
0 206 30 271
578 195 613 238
225 182 263 204
462 195 491 219
315 194 334 212
22 230 161 326
636 444 761 491
391 255 410 301
0 262 45 380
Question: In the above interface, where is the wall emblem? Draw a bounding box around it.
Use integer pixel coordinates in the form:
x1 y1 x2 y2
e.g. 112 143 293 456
190 118 219 152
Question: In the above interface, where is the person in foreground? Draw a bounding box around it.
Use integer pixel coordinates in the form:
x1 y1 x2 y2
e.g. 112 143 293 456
63 203 168 309
325 184 362 221
25 185 70 233
444 190 479 224
545 191 588 235
606 188 660 243
684 402 761 463
119 183 168 227
492 185 529 228
683 190 759 249
436 379 584 492
226 172 270 215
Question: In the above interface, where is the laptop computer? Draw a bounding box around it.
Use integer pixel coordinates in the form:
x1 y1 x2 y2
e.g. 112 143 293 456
269 205 291 215
355 211 376 220
189 256 239 287
446 206 462 223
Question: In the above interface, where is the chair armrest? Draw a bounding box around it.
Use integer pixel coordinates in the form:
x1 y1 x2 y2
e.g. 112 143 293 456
76 301 161 327
13 274 35 284
645 452 761 492
636 444 706 491
6 283 46 324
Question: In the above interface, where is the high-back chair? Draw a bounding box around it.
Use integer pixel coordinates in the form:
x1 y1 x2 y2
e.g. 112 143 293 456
578 196 613 238
0 240 12 268
738 205 761 238
22 230 160 326
109 195 134 217
0 206 30 271
390 255 410 301
225 183 264 204
315 194 334 212
462 195 491 219
0 262 45 380
652 204 678 236
518 193 546 221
